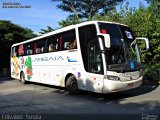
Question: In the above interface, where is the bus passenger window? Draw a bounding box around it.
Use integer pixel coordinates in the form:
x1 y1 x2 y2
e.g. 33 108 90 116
61 29 76 50
11 47 18 57
48 42 56 52
64 42 70 49
46 35 59 52
18 45 25 56
69 39 77 49
25 42 34 55
36 48 41 54
35 39 46 54
64 39 77 50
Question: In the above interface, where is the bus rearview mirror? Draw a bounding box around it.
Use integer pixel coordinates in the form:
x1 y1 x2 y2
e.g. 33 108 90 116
136 37 149 51
97 34 111 48
135 37 149 51
130 37 149 53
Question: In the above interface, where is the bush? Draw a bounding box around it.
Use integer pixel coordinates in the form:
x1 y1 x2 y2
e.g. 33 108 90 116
143 61 160 81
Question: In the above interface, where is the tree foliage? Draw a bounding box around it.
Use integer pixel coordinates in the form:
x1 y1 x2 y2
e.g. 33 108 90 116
145 0 160 3
0 20 36 42
39 26 54 35
58 15 79 27
52 0 125 27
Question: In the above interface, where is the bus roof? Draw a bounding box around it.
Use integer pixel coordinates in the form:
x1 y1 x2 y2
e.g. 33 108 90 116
12 21 129 47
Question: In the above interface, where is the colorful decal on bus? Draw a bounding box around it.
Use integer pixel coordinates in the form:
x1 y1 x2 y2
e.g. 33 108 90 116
25 56 33 80
19 57 25 71
12 55 19 78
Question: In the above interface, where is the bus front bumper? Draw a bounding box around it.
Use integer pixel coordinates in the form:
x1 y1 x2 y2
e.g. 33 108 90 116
102 76 143 93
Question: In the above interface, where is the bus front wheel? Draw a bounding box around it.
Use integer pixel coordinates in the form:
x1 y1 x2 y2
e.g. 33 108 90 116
66 75 79 95
20 72 26 84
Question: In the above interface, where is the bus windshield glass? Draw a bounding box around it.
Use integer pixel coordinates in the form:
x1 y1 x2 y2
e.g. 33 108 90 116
98 22 141 72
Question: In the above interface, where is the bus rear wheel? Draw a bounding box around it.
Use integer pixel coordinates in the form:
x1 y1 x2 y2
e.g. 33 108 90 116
20 72 26 84
66 75 79 95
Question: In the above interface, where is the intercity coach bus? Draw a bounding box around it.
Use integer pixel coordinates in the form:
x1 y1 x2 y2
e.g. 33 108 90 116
10 21 149 94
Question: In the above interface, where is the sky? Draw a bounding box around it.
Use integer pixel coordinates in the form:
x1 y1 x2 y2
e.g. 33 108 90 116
0 0 148 34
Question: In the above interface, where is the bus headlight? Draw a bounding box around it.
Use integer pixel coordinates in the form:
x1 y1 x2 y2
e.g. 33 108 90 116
107 75 119 81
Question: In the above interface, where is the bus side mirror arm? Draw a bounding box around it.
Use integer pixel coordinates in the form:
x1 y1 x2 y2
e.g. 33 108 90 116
130 39 136 52
136 37 149 51
130 37 149 52
97 33 111 48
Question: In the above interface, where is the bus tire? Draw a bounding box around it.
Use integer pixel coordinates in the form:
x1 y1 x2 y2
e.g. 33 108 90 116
20 72 26 84
66 75 79 95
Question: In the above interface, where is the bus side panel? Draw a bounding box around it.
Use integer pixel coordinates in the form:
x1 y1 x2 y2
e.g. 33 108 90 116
11 56 23 80
19 50 81 87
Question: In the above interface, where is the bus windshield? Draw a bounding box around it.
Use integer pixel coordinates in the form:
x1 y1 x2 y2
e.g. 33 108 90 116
98 22 141 72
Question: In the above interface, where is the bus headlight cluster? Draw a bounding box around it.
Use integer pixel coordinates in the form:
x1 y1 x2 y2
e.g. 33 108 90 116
107 75 119 81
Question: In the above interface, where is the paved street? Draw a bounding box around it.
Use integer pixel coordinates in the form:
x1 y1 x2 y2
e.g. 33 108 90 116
0 77 160 120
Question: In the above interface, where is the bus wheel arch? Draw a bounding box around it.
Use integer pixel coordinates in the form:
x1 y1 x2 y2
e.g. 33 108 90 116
65 74 79 94
20 71 26 84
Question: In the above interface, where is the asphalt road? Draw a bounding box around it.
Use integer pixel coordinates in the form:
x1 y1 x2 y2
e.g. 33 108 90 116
0 77 160 120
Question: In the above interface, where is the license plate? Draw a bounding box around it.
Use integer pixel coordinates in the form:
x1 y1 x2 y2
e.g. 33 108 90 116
127 83 134 87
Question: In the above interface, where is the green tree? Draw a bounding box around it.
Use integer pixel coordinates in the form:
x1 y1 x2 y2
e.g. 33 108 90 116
4 33 14 41
0 20 36 42
59 15 79 27
52 0 125 27
39 26 54 35
145 0 160 3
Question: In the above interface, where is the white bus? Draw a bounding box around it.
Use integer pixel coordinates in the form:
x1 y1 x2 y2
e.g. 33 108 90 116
11 21 149 94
